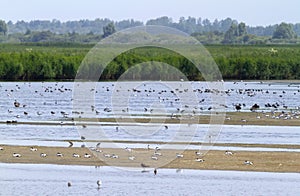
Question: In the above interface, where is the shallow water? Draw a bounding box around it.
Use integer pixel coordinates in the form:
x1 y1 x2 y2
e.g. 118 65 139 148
1 124 299 148
0 163 299 196
1 81 300 122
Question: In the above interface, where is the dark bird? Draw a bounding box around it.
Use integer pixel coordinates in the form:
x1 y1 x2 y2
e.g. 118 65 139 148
141 163 150 168
14 100 20 107
97 180 102 188
235 104 241 111
68 141 73 147
250 103 260 111
154 168 157 175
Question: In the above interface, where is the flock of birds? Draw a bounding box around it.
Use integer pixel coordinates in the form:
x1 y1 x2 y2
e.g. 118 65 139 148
1 82 300 123
0 143 254 170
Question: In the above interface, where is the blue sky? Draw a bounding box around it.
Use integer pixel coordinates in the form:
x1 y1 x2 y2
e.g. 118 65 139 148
1 0 299 26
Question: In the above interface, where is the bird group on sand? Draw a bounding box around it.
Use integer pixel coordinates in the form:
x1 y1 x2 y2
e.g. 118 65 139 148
9 146 93 160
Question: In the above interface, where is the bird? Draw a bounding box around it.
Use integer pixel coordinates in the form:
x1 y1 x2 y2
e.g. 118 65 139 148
73 153 80 158
40 153 47 157
56 152 63 157
151 156 158 160
244 160 253 165
176 153 184 158
125 147 132 152
195 158 205 162
195 151 203 156
128 156 135 161
84 153 91 158
96 142 101 148
154 168 157 175
225 151 234 156
0 147 3 151
13 153 21 157
141 163 150 168
14 100 20 107
235 104 242 111
30 147 37 152
97 180 102 188
67 182 72 187
68 141 73 147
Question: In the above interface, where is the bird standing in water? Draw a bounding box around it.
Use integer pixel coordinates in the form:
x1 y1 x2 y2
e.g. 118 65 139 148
154 168 157 175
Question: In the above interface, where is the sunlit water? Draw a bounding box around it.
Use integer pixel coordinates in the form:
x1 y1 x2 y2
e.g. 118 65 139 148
0 163 299 196
0 124 299 147
1 81 299 121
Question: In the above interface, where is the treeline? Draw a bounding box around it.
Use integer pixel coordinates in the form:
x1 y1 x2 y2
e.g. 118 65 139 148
0 43 299 81
2 17 300 36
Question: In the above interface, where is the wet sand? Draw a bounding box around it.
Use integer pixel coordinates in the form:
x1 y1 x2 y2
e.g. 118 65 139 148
1 145 299 173
1 112 300 126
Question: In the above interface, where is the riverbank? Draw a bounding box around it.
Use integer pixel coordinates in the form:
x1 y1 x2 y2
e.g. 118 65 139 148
1 111 300 127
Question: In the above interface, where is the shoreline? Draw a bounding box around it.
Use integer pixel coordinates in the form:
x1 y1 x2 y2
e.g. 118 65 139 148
1 144 299 173
2 111 300 126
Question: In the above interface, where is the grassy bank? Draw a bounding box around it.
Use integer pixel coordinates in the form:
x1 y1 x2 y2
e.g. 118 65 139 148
0 43 300 81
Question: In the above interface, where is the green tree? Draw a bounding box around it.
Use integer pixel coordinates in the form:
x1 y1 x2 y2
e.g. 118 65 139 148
238 22 247 36
272 22 297 39
103 22 116 38
223 23 237 43
0 20 8 35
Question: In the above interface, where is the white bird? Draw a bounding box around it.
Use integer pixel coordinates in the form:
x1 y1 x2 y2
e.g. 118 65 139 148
95 149 102 153
128 156 135 161
84 153 91 158
30 147 37 152
104 154 111 158
125 147 132 152
73 153 80 158
112 154 119 159
40 153 47 157
244 160 253 165
195 151 203 156
225 151 234 156
154 152 162 156
151 156 158 160
56 152 63 157
13 153 21 157
195 158 205 162
0 147 4 151
176 153 184 158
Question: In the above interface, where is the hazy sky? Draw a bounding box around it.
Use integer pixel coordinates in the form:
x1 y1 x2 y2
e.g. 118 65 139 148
1 0 299 26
